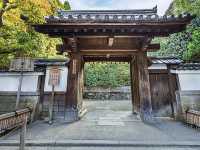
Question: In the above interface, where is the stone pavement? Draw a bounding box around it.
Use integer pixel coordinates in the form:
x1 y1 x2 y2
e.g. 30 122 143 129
0 100 200 149
0 146 200 150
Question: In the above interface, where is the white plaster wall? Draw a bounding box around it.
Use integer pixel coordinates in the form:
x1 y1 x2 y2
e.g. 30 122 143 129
0 73 43 92
148 64 167 70
178 73 200 91
44 66 68 92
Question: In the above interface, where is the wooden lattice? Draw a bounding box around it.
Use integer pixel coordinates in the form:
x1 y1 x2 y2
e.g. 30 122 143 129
0 108 31 135
185 110 200 128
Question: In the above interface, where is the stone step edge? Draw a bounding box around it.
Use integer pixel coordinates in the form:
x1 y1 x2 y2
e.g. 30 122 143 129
0 140 200 147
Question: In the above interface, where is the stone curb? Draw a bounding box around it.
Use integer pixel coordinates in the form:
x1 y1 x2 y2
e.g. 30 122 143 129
0 140 200 147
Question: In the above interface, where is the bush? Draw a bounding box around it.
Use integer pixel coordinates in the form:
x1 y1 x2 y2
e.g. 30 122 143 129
84 63 130 88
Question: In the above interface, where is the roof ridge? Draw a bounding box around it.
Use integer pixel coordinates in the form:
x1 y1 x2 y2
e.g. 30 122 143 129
57 6 158 15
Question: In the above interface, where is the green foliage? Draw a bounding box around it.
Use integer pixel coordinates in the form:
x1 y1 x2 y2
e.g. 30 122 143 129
173 0 200 15
186 27 200 61
150 31 191 59
151 0 200 61
84 63 130 88
0 0 71 68
63 1 71 10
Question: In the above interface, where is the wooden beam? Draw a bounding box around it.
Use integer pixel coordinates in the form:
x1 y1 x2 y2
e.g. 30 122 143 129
58 44 160 54
141 37 152 50
146 43 160 51
83 56 132 62
35 20 193 28
108 37 114 47
81 49 138 52
68 37 78 52
34 23 188 38
76 35 146 38
78 50 137 56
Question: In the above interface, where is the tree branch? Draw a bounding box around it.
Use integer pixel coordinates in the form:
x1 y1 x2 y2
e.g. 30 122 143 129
0 48 21 55
4 3 18 11
0 0 18 26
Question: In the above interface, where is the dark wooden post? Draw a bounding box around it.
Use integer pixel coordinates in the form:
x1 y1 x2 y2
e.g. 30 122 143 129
20 115 27 150
136 51 153 122
130 60 135 113
130 57 140 114
66 53 78 108
66 53 83 113
77 60 84 110
167 66 175 117
49 85 55 124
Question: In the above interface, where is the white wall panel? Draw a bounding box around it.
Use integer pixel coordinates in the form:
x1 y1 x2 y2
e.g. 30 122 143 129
0 72 43 92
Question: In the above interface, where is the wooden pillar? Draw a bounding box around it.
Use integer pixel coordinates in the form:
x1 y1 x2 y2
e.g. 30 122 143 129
130 60 134 113
48 85 55 124
167 66 175 117
66 53 83 110
77 58 84 110
130 57 140 113
136 51 153 122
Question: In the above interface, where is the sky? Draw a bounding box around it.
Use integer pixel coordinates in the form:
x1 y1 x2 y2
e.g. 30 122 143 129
64 0 173 15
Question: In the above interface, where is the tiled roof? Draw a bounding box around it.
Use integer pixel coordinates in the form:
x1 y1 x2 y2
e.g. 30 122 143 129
45 8 194 23
34 59 69 66
0 59 69 72
173 63 200 70
151 57 182 65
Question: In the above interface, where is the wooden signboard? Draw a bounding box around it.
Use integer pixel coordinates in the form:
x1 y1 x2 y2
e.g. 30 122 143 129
9 58 34 72
48 67 61 124
9 58 34 110
48 67 61 86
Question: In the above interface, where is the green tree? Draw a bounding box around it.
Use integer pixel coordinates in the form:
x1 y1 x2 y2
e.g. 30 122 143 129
0 0 71 68
186 27 200 61
84 63 130 88
63 1 71 10
150 0 200 61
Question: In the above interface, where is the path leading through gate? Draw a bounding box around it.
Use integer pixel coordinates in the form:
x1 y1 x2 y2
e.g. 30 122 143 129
1 100 200 143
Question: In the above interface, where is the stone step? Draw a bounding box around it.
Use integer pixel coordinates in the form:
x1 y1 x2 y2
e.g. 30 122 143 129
0 146 199 150
0 140 200 148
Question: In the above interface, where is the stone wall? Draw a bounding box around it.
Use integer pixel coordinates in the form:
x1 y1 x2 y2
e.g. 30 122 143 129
42 92 65 119
83 86 131 100
179 91 200 111
0 92 40 121
175 90 200 120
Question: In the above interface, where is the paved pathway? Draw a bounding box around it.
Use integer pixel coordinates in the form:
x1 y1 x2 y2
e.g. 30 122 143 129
0 100 200 149
0 146 200 150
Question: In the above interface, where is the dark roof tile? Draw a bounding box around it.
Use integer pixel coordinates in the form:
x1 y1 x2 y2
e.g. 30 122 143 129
172 63 200 70
151 57 182 65
34 59 69 66
44 8 194 24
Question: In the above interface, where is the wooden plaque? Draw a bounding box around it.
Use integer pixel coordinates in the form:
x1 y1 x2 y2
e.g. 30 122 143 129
9 58 34 72
48 67 61 86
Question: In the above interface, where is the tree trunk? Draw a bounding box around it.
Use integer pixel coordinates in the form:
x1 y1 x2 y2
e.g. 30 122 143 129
0 10 4 27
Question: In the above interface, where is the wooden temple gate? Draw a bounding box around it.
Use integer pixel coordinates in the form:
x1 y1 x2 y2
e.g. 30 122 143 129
34 7 194 122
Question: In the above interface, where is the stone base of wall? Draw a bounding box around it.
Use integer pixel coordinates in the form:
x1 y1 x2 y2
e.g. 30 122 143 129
83 86 131 100
0 92 40 121
83 86 173 117
180 91 200 111
42 92 65 119
175 90 200 120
